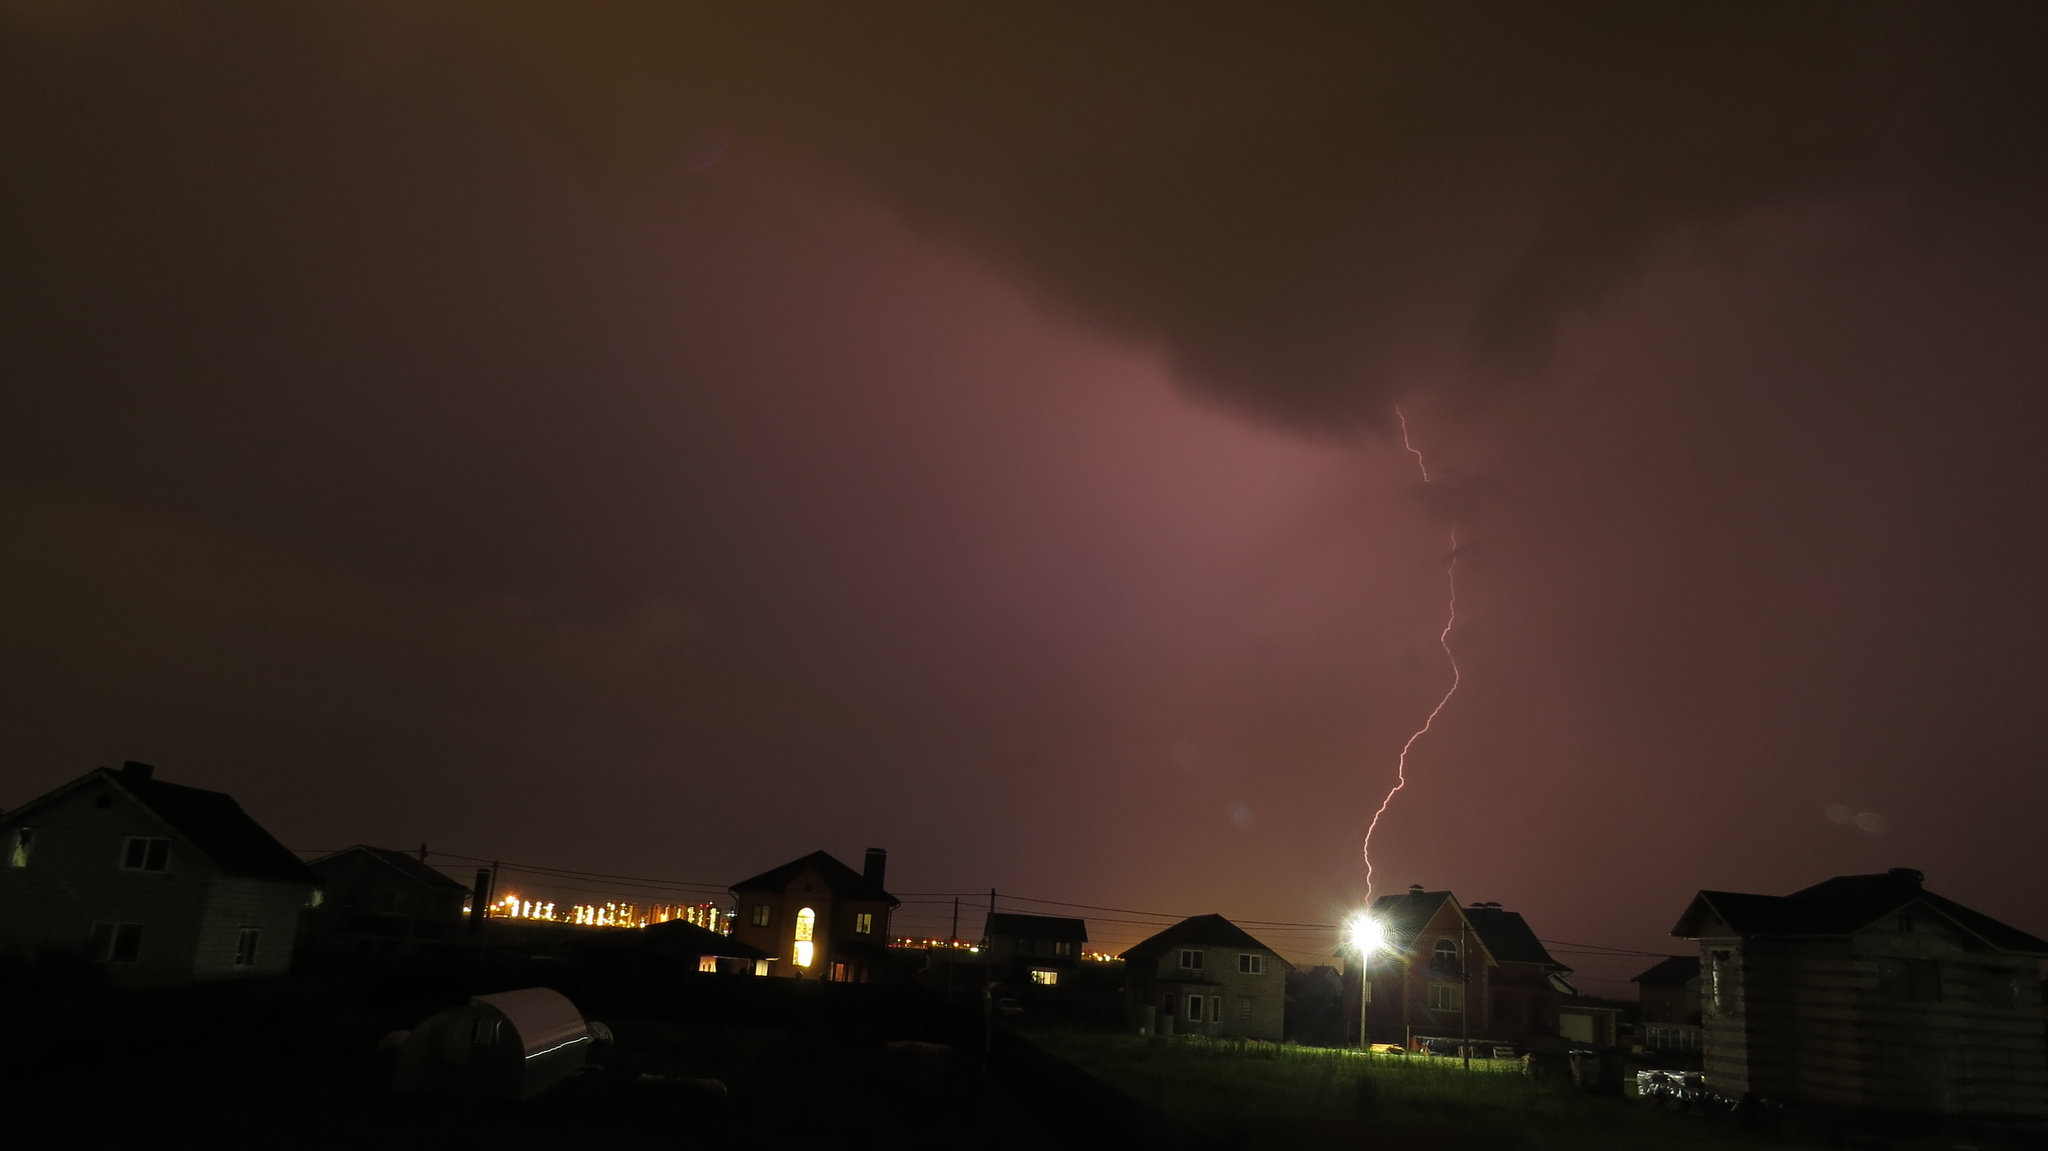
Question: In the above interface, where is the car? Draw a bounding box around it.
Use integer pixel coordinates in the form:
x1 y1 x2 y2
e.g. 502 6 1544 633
1367 1043 1407 1055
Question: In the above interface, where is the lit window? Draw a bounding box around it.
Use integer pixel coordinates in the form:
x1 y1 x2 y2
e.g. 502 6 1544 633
1238 953 1263 975
1054 940 1073 957
1179 949 1204 970
855 912 873 935
1428 983 1463 1012
233 928 260 968
794 907 816 967
7 827 30 868
831 961 849 981
698 955 718 974
1030 970 1059 986
753 960 768 977
121 837 170 872
89 922 143 963
1238 996 1253 1019
752 904 772 927
1186 994 1204 1021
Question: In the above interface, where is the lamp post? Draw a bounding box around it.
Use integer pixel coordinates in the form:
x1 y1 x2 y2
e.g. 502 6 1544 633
1349 915 1385 1051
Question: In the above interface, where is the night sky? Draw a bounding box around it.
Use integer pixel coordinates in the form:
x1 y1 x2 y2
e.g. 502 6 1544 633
5 3 2047 991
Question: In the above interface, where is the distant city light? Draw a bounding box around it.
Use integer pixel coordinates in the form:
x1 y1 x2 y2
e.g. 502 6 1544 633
489 894 729 933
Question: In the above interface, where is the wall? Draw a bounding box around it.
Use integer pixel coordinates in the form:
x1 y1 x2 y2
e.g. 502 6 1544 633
0 775 211 986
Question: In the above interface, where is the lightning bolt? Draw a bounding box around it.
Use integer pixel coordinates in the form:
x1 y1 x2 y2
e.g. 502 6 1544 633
1363 406 1462 901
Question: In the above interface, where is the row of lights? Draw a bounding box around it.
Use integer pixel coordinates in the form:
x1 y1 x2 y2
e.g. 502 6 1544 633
489 895 730 933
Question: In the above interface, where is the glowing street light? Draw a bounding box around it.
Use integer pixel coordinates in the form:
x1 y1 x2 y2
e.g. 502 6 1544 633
1349 913 1386 1051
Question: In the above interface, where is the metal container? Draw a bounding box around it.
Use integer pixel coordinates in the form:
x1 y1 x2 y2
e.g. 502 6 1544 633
393 986 594 1100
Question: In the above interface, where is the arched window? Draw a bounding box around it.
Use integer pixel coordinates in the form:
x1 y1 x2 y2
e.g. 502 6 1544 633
794 907 816 968
1434 938 1460 972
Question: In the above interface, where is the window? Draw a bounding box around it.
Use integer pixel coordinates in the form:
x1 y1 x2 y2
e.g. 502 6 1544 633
1186 994 1205 1021
234 928 260 968
793 907 816 967
831 961 849 982
752 960 769 977
121 836 170 872
88 922 143 963
1238 953 1264 975
1433 938 1460 972
698 955 718 973
1879 957 1942 1003
1054 940 1073 957
1179 949 1204 971
1238 996 1254 1019
7 827 30 868
1983 968 2023 1011
1709 949 1736 1015
1030 969 1059 986
854 912 873 935
751 904 772 927
1427 983 1464 1012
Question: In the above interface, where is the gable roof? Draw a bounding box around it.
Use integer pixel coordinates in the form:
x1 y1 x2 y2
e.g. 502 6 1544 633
730 850 899 907
986 912 1088 942
573 918 770 961
1366 890 1567 971
1464 907 1565 968
308 845 470 891
1631 955 1701 984
4 766 315 886
1671 869 2048 956
1120 914 1295 971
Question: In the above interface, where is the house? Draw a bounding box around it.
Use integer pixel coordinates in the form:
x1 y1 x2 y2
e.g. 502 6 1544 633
1348 887 1570 1051
0 761 318 985
728 848 897 982
304 845 474 956
984 912 1088 987
1122 914 1293 1041
1671 867 2048 1120
1632 954 1703 1058
574 917 771 976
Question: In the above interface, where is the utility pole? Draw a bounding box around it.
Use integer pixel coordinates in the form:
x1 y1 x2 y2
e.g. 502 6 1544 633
1461 917 1472 1071
951 896 960 944
983 888 997 1075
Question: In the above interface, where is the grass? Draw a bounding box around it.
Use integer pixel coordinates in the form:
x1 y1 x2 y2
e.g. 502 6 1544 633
1027 1032 1809 1148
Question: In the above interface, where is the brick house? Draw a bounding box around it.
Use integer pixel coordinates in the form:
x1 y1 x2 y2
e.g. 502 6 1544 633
728 848 897 982
1632 954 1703 1058
0 762 317 985
1672 868 2048 1120
304 844 473 956
984 912 1088 988
1348 887 1570 1051
1122 914 1293 1041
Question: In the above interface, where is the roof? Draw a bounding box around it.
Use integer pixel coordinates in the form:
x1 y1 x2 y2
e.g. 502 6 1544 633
1671 869 2048 956
574 918 770 961
5 765 314 885
730 850 899 907
1120 914 1296 971
986 912 1088 941
308 845 470 891
1631 955 1701 984
1464 906 1563 968
1366 891 1567 970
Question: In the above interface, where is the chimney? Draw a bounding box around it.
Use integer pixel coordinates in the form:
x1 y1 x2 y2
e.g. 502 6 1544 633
863 847 888 890
121 761 155 781
1888 867 1924 887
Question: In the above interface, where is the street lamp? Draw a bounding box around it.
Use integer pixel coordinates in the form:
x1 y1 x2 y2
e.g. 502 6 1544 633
1349 914 1386 1051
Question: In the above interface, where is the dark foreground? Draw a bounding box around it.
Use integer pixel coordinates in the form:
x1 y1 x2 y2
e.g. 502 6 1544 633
2 962 2038 1150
